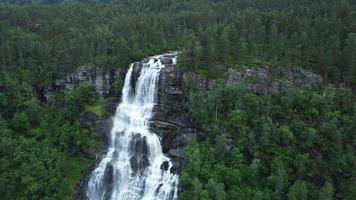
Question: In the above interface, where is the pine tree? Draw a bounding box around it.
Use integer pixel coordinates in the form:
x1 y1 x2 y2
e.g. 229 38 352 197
319 182 334 200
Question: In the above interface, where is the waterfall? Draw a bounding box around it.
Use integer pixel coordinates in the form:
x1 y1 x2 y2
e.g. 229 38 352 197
86 53 179 200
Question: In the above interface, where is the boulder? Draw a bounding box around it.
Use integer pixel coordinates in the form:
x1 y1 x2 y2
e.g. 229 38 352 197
169 148 187 159
170 160 186 174
104 103 118 115
172 133 196 149
103 97 120 115
160 161 170 171
95 117 113 140
160 56 173 65
80 112 98 129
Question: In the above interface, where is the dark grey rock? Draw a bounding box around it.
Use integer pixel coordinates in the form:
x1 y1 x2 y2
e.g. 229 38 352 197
104 103 117 115
129 134 149 175
172 133 196 149
170 161 183 174
103 97 120 115
131 62 143 92
95 117 113 139
48 66 121 97
160 56 173 65
287 68 323 86
160 65 183 86
151 120 179 130
164 88 183 95
185 72 215 91
169 148 187 159
225 66 322 94
151 110 168 121
160 161 170 171
80 112 98 129
101 162 114 199
167 113 190 127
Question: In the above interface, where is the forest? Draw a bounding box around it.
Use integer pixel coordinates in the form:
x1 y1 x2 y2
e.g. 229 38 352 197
0 0 355 199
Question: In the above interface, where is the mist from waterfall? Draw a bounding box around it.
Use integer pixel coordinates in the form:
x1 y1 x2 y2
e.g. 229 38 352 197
87 53 179 200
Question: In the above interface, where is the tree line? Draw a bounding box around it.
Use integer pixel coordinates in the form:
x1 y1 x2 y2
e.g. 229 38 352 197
0 0 355 199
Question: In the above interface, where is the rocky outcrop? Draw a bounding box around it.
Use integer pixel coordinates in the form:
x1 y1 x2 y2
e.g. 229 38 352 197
153 57 195 152
80 112 99 129
126 53 196 175
225 66 323 94
72 53 195 200
72 53 324 199
185 66 322 94
47 66 124 98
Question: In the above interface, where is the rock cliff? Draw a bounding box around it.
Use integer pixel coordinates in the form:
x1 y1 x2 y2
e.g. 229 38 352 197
46 66 124 98
69 53 323 199
125 54 195 172
183 65 322 94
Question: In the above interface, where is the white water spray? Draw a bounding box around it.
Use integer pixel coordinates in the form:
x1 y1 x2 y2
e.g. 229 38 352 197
87 53 179 200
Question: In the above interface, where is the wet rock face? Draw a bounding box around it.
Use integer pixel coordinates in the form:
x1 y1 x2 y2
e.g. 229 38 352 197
103 97 120 115
73 54 193 200
95 117 113 140
129 134 149 175
102 163 114 199
121 54 195 176
153 56 195 150
160 161 170 171
131 62 143 92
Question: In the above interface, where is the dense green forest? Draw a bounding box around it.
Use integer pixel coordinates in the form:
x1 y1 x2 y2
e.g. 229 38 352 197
0 0 355 199
181 84 355 200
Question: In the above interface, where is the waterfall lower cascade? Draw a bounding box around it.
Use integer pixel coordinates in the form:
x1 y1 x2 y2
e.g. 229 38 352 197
87 53 179 200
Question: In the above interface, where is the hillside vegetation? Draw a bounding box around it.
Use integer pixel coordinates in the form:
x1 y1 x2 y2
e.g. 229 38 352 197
0 0 355 199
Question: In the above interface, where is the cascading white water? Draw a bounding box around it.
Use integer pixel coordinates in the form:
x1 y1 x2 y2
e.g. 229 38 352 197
87 53 179 200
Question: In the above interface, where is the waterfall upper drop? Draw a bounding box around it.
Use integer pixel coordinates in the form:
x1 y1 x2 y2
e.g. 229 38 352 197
87 53 179 200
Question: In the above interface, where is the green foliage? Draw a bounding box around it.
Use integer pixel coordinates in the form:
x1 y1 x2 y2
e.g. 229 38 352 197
85 98 104 116
0 76 98 199
183 83 356 199
0 0 354 85
0 0 355 199
288 181 308 200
